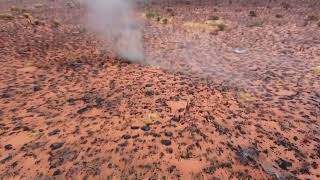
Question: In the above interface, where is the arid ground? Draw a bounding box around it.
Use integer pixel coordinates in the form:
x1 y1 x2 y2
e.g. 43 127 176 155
0 0 319 179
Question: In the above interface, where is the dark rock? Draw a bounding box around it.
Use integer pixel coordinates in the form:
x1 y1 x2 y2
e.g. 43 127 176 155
48 129 60 136
311 162 318 169
132 134 140 139
22 126 31 131
171 115 180 122
131 126 140 130
299 163 310 174
1 92 11 99
166 147 173 153
77 106 90 114
236 146 259 166
32 84 41 92
145 89 154 96
4 144 13 150
53 169 62 176
11 161 18 168
167 165 176 173
164 131 173 137
276 158 292 170
118 141 128 147
122 134 131 139
0 154 12 164
161 139 172 146
50 142 64 150
141 125 150 131
249 11 257 17
49 148 78 168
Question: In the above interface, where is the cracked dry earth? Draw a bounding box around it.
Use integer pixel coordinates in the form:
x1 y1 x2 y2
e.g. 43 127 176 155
0 0 320 179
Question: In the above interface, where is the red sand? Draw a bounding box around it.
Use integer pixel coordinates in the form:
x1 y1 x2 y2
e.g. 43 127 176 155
0 0 319 179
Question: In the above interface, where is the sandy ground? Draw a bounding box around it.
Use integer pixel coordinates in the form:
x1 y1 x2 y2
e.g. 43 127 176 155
0 0 319 179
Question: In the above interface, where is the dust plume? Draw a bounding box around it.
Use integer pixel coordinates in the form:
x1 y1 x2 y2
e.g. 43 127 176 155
84 0 144 62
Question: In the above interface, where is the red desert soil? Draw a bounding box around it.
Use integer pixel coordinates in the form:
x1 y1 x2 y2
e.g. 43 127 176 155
0 0 319 179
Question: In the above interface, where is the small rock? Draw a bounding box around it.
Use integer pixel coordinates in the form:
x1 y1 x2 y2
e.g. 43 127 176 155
161 139 172 146
32 84 41 92
236 146 259 166
0 154 12 164
276 158 292 170
77 106 90 114
122 134 131 139
11 161 18 168
48 129 60 136
171 115 180 122
145 87 154 96
132 134 140 139
249 11 257 17
118 141 128 147
208 15 219 21
141 125 150 131
53 169 62 176
166 147 173 153
4 144 13 150
50 142 64 150
164 131 173 137
131 125 140 130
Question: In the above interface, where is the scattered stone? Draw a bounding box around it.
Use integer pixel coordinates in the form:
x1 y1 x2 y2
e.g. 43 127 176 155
50 142 64 150
145 11 159 19
306 14 318 21
166 147 173 153
11 161 18 168
145 87 154 96
77 106 90 114
52 19 60 28
171 115 180 122
249 11 257 17
48 129 60 136
0 154 12 164
0 12 14 20
118 141 128 147
275 14 283 18
208 15 219 21
166 100 188 112
53 169 62 176
132 134 140 139
276 158 292 170
141 125 151 131
161 139 172 146
280 2 291 9
164 131 173 137
4 144 13 150
236 146 259 166
131 125 140 130
142 112 159 125
232 48 247 54
160 17 169 24
32 84 41 92
122 134 131 139
312 66 320 75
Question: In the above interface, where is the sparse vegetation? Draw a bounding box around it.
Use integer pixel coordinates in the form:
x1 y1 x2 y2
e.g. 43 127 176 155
0 12 14 20
247 20 264 27
208 15 219 21
306 14 318 21
145 11 159 19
